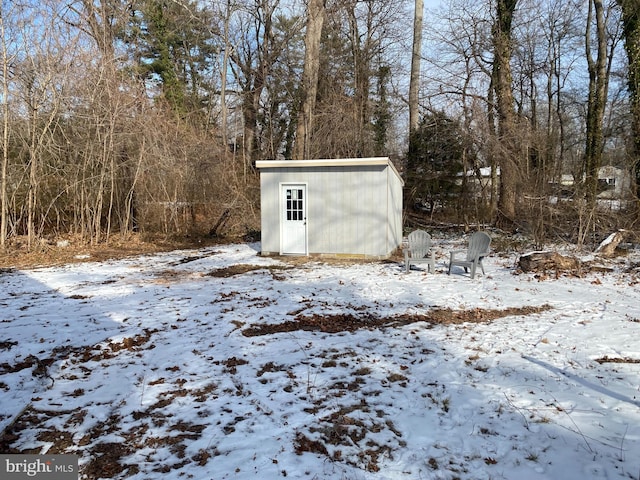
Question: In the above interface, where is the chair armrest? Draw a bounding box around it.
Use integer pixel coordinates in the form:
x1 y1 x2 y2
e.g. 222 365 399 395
449 250 465 260
465 250 490 264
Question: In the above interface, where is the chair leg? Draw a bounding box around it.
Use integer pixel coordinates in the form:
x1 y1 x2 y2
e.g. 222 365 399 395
470 262 477 279
479 259 485 275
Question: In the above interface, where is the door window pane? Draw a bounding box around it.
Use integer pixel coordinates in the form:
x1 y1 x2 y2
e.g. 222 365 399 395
285 188 304 221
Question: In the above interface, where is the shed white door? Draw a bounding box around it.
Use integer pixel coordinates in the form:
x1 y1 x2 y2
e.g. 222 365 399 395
281 184 307 255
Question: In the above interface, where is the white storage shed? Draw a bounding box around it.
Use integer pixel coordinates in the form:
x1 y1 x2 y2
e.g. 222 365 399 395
255 157 404 258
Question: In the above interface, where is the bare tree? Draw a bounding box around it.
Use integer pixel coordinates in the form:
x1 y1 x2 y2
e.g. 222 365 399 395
575 0 625 246
230 0 281 167
303 0 403 159
618 0 640 197
64 0 128 243
423 0 496 221
409 0 423 134
7 4 80 249
492 0 521 227
216 0 237 149
541 0 583 186
344 0 389 156
293 0 325 160
583 0 610 207
78 0 118 60
0 5 16 248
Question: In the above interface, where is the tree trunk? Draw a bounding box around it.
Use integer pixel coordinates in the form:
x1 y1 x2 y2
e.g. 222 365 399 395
220 1 233 149
492 0 520 227
518 251 581 273
242 91 257 169
27 116 38 250
409 0 424 134
293 0 325 160
618 0 640 197
80 0 116 61
0 12 10 249
237 1 276 167
347 3 374 156
583 0 609 207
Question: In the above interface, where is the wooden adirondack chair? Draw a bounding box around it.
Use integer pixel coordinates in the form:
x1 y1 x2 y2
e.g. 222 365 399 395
447 231 491 279
404 230 435 273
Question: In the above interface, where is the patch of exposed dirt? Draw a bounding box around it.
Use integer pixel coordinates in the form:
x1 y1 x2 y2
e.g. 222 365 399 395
296 393 407 471
0 406 76 454
82 442 136 478
0 341 18 351
206 264 292 278
218 356 249 374
0 354 56 377
1 383 212 479
242 305 553 336
0 329 158 379
0 234 230 270
595 356 640 364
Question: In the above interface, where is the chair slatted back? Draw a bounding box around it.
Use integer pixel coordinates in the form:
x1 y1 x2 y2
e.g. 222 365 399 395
466 231 491 261
408 230 431 259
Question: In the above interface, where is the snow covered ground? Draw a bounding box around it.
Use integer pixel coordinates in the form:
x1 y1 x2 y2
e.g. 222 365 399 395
1 236 639 480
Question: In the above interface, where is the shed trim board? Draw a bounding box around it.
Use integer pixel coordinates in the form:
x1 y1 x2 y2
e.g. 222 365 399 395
256 157 404 187
257 157 403 258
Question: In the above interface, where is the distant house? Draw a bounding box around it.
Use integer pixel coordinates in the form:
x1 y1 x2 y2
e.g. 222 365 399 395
449 163 632 213
551 166 631 200
455 166 499 200
461 166 497 186
255 157 403 258
597 165 631 199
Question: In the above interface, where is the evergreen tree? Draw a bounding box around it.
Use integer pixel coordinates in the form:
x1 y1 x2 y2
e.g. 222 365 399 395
124 0 217 121
406 111 466 214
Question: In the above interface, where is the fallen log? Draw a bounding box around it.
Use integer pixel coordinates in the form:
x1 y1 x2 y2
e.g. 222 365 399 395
518 251 581 274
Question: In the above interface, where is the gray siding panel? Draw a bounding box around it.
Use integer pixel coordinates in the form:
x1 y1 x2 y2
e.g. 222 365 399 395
309 166 385 256
259 171 281 254
389 167 403 253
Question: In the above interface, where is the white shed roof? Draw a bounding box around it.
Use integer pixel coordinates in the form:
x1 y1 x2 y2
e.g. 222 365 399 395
255 157 404 186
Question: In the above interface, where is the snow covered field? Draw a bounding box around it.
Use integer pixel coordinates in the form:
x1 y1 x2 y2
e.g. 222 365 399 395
1 237 639 480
